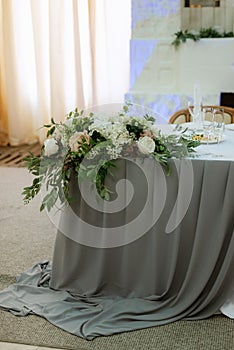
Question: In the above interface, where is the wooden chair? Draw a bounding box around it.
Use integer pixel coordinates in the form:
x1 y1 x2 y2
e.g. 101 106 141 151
169 106 234 124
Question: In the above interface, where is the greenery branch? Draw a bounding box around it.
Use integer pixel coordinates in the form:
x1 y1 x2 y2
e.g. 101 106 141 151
172 27 234 49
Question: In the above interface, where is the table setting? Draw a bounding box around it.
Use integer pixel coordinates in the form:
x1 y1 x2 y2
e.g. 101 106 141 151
161 82 234 161
158 122 234 161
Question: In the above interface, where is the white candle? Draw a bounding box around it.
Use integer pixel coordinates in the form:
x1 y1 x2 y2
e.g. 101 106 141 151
193 83 201 107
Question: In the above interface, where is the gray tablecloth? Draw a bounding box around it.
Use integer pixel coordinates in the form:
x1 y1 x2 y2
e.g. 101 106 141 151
0 157 234 339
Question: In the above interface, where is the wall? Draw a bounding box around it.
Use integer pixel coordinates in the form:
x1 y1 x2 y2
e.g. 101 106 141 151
125 0 234 122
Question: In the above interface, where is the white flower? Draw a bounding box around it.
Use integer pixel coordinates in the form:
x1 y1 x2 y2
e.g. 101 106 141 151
87 148 99 159
106 144 122 159
69 131 90 152
116 135 131 145
44 138 59 157
137 136 155 155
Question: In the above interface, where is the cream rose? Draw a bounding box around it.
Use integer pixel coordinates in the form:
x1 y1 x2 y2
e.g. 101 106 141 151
69 131 90 152
44 138 59 157
137 136 155 154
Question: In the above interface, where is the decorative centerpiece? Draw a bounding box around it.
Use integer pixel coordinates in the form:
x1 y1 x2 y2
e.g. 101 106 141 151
22 103 199 212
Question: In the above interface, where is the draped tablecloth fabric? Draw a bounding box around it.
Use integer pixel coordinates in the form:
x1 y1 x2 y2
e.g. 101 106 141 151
0 157 234 340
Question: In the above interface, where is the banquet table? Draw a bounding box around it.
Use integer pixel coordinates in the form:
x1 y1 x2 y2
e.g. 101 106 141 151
0 125 234 340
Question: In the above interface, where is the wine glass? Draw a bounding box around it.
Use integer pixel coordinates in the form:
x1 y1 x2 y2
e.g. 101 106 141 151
211 107 225 158
188 100 202 130
212 107 225 144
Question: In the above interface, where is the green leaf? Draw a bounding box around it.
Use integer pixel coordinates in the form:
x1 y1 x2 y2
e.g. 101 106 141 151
104 191 110 201
172 27 234 49
46 126 55 137
40 203 46 212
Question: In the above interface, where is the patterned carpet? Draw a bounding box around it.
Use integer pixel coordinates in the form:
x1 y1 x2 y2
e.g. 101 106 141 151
0 276 234 350
1 167 234 349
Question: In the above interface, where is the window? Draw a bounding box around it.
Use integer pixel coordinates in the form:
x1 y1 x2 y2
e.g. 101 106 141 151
184 1 220 7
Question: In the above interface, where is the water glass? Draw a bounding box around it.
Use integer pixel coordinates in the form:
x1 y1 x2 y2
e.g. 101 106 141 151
201 107 214 143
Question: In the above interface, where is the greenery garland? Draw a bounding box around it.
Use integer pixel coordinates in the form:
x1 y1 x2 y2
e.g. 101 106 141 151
172 27 234 49
22 103 200 212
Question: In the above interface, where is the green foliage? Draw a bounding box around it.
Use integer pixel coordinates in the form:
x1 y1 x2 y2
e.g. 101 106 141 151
144 114 156 123
153 132 200 175
172 27 234 49
172 30 199 48
22 153 42 204
126 122 144 140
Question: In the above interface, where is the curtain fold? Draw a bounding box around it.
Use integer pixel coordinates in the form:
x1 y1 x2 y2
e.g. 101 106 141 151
0 0 130 145
0 0 10 145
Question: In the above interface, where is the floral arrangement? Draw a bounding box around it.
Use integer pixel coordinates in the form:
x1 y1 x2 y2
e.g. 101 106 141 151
22 103 199 212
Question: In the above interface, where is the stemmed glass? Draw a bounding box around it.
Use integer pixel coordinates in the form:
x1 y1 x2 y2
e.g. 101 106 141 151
212 107 225 144
188 100 202 131
211 107 225 158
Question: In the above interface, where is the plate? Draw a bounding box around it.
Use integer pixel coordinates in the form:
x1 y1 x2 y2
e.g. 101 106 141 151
181 122 197 130
192 134 225 144
156 124 179 135
181 121 213 131
226 124 234 131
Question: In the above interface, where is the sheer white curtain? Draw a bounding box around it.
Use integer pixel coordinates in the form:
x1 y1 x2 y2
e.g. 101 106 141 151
0 0 131 145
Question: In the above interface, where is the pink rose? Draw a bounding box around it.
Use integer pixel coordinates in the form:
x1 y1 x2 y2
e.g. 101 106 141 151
69 131 90 152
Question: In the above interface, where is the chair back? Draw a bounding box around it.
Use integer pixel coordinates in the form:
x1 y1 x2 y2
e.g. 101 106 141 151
169 106 234 124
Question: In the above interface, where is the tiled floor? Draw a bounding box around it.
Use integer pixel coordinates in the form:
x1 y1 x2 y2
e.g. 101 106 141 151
0 342 64 350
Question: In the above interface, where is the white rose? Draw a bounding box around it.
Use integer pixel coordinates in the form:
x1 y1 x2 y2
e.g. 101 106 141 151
44 138 59 157
137 136 155 154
